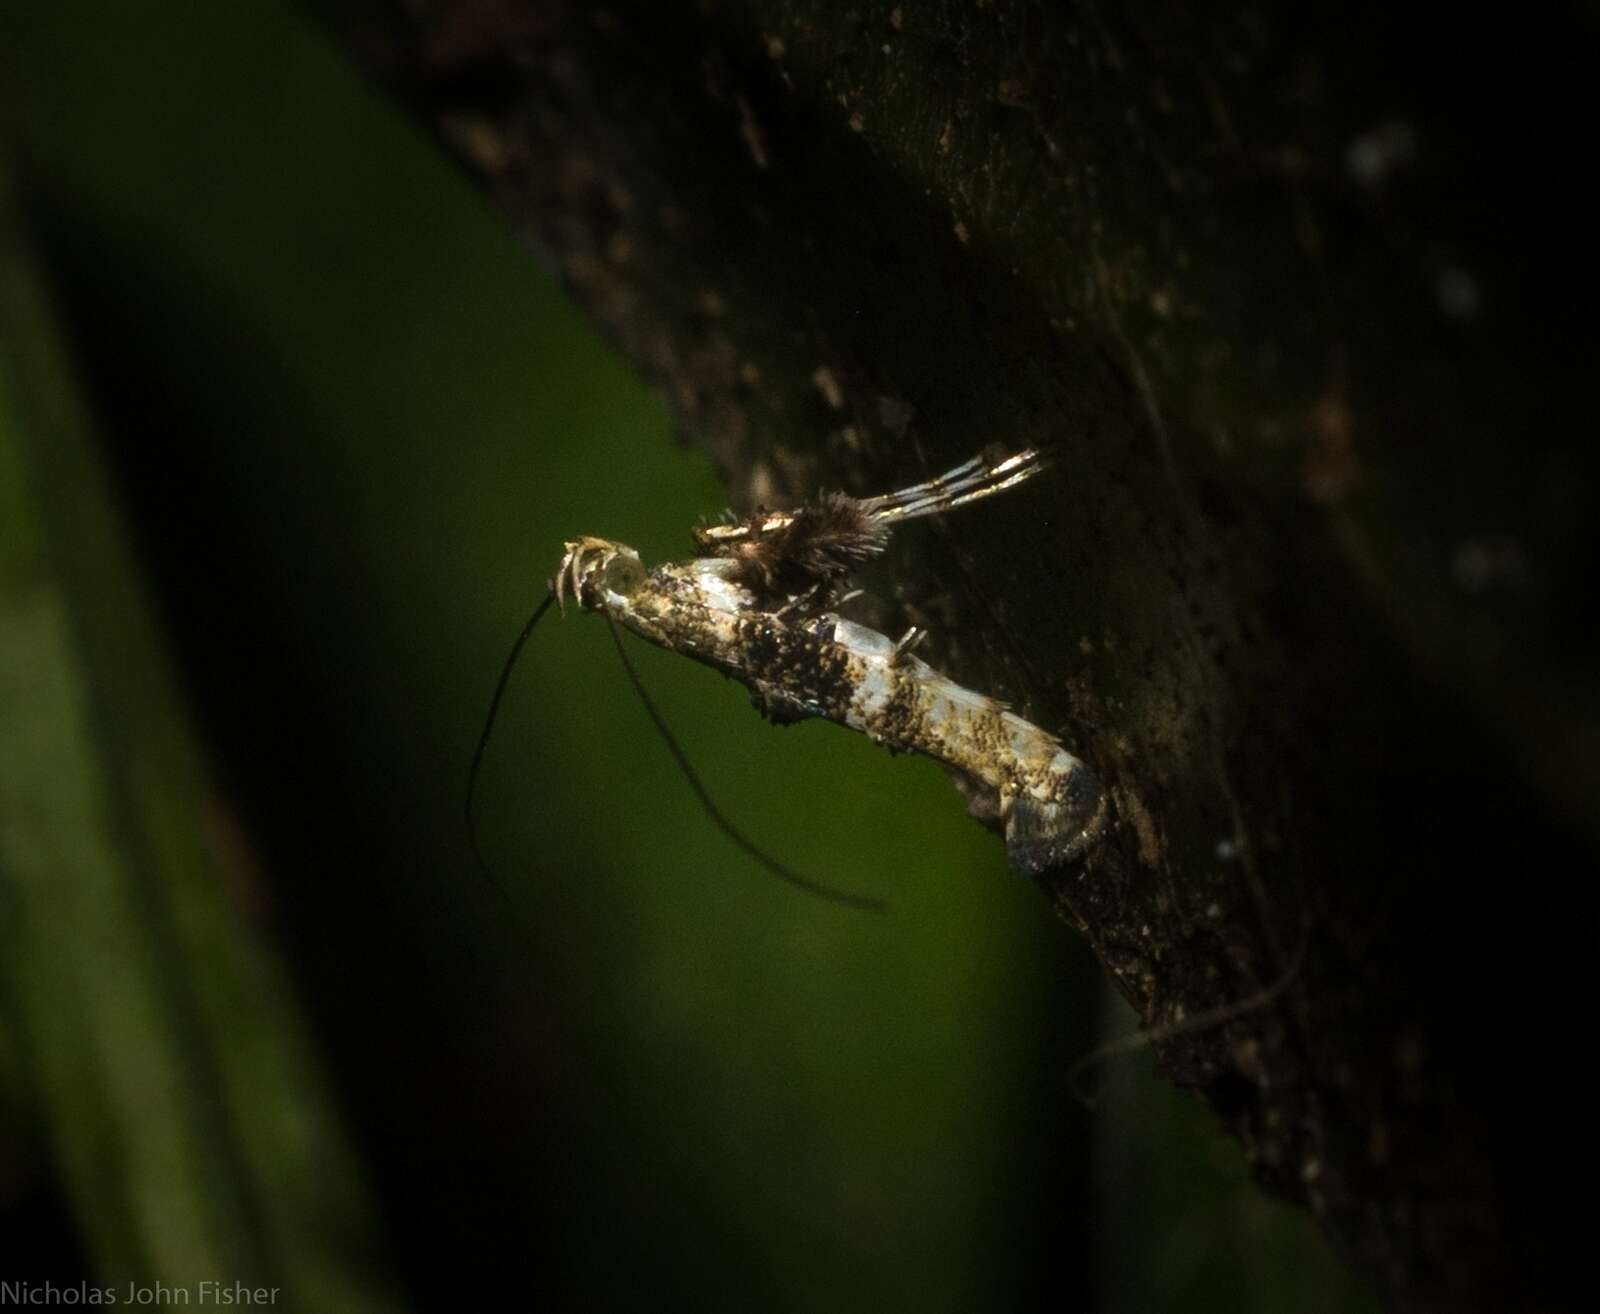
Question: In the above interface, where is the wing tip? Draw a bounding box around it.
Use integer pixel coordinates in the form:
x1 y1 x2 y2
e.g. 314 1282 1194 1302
1005 764 1109 874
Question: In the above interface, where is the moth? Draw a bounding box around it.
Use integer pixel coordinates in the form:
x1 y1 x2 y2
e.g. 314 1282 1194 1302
471 448 1106 909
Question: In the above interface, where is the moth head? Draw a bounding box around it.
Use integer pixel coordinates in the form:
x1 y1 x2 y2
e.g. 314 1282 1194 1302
554 537 647 613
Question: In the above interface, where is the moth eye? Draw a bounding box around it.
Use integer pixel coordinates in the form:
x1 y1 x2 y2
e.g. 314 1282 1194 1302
603 555 646 595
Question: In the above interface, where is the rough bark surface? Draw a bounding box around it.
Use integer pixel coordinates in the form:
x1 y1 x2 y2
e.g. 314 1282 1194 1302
322 3 1595 1310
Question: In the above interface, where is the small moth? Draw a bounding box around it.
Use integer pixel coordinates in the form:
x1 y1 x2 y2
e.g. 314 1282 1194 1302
549 449 1107 880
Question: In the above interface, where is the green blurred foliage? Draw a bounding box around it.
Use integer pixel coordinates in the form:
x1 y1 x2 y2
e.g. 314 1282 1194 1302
0 2 1374 1310
1 161 400 1308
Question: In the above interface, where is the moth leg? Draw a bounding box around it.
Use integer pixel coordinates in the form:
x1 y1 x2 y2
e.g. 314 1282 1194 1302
889 626 928 667
749 688 809 726
773 582 827 620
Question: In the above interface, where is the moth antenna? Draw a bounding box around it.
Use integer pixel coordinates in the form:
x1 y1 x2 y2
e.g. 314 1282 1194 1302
604 616 888 913
466 592 557 899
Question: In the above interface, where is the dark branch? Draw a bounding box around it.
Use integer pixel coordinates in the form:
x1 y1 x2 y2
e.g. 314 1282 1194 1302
325 4 1596 1310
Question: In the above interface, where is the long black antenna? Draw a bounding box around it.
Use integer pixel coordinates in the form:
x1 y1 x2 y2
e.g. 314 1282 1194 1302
466 592 556 896
605 616 888 913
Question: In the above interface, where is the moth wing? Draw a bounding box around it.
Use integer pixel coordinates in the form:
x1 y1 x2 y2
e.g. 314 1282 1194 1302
1004 765 1108 874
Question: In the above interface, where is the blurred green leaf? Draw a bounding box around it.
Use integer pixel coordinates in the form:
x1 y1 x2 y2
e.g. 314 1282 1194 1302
0 164 402 1310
